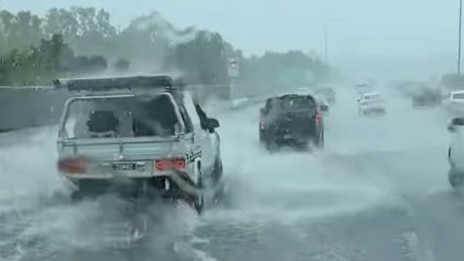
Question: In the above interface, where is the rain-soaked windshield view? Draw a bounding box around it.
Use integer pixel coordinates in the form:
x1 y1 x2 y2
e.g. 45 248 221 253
4 1 464 260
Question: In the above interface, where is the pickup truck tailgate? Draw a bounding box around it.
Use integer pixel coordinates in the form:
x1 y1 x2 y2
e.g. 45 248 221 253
58 137 195 179
59 137 189 161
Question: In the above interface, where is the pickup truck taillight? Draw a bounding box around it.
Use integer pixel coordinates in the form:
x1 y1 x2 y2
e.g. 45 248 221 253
155 158 186 171
57 156 89 174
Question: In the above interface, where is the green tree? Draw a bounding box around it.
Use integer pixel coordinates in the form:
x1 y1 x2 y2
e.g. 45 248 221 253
43 7 117 57
43 8 79 40
0 10 44 54
238 50 330 95
37 34 75 72
165 31 229 84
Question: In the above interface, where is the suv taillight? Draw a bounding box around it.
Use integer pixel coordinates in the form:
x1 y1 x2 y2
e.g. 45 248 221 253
155 158 186 171
314 110 322 123
57 156 89 174
259 114 265 130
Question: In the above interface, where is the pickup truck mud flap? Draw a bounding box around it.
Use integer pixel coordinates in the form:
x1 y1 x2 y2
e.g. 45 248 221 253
169 169 201 198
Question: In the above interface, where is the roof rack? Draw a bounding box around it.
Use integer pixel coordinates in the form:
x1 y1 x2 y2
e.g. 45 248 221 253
52 75 185 92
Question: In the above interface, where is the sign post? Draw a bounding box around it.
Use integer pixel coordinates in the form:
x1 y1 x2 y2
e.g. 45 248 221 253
228 58 240 100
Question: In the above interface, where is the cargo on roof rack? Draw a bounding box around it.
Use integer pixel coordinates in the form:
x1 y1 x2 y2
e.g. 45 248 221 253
52 75 185 92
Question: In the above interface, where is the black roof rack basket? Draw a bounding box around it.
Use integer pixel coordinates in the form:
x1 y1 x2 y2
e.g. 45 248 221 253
52 75 185 92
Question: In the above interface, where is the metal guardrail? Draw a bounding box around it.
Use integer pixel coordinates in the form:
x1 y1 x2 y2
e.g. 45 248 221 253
0 86 55 90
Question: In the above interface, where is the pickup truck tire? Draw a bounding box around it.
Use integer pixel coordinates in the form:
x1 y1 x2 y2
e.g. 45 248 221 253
212 157 223 184
194 193 204 215
213 157 227 201
194 163 205 215
449 168 464 188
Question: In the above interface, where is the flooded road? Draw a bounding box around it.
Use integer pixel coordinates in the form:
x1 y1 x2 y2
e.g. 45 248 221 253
0 86 462 261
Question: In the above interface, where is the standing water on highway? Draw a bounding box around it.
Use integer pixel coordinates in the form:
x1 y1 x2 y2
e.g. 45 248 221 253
1 1 464 260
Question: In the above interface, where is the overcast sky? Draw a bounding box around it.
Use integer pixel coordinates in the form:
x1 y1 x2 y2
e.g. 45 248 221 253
2 0 461 80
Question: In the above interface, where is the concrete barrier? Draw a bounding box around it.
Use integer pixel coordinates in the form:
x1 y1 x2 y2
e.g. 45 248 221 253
0 87 70 132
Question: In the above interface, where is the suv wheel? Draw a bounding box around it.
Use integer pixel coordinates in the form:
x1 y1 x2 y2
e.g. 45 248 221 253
314 131 325 148
71 190 84 202
449 168 464 188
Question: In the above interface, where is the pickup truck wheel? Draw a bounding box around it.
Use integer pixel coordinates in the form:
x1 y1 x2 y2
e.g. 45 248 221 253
449 168 464 188
212 158 223 184
194 164 205 215
194 194 204 215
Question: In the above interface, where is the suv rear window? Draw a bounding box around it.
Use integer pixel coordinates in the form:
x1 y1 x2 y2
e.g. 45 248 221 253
265 95 316 113
279 95 316 110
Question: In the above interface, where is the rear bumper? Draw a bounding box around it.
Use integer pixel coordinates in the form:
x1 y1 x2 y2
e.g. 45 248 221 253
260 128 320 143
63 169 200 198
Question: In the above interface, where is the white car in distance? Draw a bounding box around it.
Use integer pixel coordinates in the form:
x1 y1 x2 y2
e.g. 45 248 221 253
357 92 386 116
443 90 464 115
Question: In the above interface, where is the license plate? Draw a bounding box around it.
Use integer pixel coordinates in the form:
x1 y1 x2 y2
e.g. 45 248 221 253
112 163 136 171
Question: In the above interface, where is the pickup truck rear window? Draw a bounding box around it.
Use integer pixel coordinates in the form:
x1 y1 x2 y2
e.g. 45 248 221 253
62 94 184 138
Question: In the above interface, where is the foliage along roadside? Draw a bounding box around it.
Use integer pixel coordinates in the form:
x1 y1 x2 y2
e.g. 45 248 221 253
0 7 332 88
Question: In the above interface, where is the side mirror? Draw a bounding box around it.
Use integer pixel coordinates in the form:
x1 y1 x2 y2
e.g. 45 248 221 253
448 124 456 133
207 118 220 132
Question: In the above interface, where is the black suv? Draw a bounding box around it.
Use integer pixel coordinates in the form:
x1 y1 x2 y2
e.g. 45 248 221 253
259 94 324 150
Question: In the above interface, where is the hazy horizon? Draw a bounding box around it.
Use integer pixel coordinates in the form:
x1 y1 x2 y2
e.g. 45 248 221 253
2 0 462 80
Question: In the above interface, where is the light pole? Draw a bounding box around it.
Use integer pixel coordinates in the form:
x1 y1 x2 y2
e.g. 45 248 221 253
458 0 463 75
324 22 329 63
324 19 344 64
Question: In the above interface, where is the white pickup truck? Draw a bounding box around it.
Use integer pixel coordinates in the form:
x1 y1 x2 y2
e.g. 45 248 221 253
443 90 464 116
54 75 224 214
